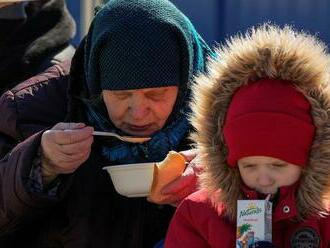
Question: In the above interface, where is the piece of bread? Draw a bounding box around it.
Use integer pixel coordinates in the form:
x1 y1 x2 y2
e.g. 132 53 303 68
148 151 186 202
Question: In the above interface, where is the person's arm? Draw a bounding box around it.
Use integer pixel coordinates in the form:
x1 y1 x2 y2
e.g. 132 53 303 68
0 132 62 235
25 122 94 198
0 122 93 235
26 148 61 197
0 61 73 234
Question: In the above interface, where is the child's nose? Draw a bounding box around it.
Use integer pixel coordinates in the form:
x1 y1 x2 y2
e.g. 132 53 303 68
257 174 275 186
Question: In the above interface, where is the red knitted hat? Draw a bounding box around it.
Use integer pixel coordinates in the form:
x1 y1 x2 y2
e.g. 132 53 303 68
223 79 315 167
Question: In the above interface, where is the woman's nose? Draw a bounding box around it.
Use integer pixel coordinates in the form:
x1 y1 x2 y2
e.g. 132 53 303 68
129 95 149 120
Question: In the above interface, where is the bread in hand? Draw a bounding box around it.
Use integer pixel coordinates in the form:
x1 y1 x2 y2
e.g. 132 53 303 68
148 151 186 202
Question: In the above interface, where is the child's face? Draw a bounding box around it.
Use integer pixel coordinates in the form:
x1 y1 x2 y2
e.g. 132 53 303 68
237 156 302 195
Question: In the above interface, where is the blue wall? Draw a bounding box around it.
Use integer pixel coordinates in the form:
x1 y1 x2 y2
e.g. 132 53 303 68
171 0 330 47
222 0 330 47
67 0 330 47
171 0 221 46
66 0 81 46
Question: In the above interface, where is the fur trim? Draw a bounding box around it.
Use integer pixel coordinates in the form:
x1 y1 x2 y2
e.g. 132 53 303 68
0 0 76 93
190 24 330 221
24 0 76 61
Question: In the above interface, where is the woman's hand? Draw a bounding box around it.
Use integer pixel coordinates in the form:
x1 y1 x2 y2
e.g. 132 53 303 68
40 123 94 183
150 149 204 206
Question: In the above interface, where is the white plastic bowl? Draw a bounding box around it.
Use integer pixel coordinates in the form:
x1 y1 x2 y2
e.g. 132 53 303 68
103 162 155 197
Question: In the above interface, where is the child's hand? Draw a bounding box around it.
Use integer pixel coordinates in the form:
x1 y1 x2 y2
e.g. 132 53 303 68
159 149 204 206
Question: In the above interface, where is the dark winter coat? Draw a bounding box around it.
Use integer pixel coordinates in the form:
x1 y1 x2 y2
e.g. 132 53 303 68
0 0 76 94
0 0 212 245
0 49 188 248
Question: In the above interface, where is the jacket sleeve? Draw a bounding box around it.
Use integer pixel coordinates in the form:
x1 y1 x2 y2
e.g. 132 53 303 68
0 62 72 236
0 132 64 236
0 90 21 160
165 198 209 248
0 62 70 160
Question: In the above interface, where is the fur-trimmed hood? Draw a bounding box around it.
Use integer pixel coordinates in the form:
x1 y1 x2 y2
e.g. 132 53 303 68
14 0 75 62
0 0 76 93
190 24 330 221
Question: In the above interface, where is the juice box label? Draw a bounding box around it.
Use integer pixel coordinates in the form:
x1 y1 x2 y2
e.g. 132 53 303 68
236 200 272 248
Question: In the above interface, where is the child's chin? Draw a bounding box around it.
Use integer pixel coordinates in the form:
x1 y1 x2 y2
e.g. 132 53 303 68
257 189 278 196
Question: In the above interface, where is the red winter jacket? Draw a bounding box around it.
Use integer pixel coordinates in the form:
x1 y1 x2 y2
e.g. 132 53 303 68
165 25 330 248
165 188 330 247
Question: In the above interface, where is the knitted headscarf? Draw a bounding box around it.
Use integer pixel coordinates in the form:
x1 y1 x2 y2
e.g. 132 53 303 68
83 0 215 164
98 17 181 90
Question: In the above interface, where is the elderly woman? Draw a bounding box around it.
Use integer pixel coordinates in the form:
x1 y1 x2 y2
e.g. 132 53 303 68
0 0 213 247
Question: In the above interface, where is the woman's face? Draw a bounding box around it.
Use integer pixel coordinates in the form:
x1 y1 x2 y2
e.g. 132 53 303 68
102 86 179 136
238 156 302 195
0 1 31 8
0 3 17 8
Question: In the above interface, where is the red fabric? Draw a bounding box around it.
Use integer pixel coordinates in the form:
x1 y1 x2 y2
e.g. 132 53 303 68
223 79 315 167
165 189 330 248
165 190 235 248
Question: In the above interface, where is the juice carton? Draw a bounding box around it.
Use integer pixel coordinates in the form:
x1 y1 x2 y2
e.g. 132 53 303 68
236 199 272 248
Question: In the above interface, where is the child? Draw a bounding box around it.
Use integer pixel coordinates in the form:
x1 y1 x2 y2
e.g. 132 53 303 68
165 24 330 247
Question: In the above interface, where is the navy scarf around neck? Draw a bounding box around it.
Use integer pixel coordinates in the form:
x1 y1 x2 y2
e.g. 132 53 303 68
84 101 190 164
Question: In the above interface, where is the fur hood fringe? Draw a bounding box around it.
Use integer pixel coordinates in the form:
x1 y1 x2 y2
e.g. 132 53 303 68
190 24 330 221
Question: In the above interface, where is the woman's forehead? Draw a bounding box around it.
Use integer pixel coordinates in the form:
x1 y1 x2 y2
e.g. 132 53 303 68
0 0 35 8
103 86 179 94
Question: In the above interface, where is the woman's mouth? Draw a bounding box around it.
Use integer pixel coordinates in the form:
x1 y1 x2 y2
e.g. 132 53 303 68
124 124 155 135
127 124 151 131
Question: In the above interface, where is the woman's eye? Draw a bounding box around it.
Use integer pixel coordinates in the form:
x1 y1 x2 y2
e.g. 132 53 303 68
115 93 130 100
146 92 165 101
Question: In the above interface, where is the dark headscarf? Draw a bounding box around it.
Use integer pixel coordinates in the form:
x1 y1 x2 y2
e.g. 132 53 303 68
83 0 215 164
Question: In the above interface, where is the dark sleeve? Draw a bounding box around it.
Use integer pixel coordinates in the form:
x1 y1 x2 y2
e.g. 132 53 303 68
0 62 72 235
0 132 60 234
26 151 61 197
0 62 70 160
0 90 21 160
0 132 73 237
